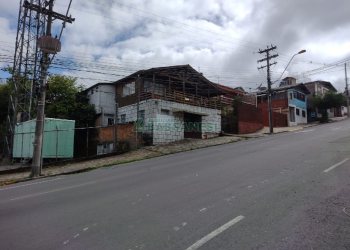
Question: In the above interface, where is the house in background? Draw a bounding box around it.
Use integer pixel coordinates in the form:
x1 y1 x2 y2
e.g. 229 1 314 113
83 82 117 155
114 65 223 145
84 82 116 127
303 80 341 121
257 78 310 126
214 83 263 134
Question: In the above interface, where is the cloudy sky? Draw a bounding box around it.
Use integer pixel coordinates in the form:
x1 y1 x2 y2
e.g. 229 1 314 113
0 0 350 91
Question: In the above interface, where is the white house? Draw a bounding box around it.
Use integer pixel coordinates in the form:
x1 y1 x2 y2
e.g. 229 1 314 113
84 82 116 127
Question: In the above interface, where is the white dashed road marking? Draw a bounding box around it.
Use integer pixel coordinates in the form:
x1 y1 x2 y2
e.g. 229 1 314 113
185 215 245 250
323 158 349 173
0 177 63 191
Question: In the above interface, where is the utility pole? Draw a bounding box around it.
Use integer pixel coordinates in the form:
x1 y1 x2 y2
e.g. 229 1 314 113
257 45 278 134
345 63 349 118
27 0 74 177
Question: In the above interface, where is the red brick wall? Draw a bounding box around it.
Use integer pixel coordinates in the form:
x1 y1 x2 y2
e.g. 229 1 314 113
258 103 288 127
237 103 264 134
97 123 141 149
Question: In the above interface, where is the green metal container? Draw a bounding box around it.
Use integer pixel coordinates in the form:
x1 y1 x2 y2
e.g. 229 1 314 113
13 118 75 159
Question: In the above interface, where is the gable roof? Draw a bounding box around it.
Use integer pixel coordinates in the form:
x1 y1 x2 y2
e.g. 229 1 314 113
213 83 245 96
257 83 310 95
304 80 337 92
113 64 224 97
82 82 115 93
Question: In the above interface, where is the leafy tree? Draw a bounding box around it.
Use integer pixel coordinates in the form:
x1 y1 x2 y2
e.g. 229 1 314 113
0 83 10 124
310 92 346 122
45 75 96 127
0 83 10 155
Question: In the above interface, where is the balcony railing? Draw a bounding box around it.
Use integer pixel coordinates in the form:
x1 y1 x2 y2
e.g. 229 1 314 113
139 89 222 109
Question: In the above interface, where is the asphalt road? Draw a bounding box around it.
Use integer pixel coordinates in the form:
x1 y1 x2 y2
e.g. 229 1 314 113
1 120 350 250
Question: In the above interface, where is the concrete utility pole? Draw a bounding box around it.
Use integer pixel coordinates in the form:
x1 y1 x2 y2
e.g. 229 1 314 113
257 45 278 134
28 0 74 177
345 63 349 118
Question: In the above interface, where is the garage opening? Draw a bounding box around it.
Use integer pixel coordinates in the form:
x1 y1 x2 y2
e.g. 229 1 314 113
184 112 202 138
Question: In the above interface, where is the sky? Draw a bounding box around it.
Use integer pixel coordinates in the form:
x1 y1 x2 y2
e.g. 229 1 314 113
0 0 350 91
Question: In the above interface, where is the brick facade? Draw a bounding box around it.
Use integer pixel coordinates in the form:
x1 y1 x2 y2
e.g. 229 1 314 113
237 103 263 134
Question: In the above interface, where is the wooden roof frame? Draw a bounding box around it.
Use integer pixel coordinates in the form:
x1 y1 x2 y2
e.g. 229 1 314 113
113 64 225 97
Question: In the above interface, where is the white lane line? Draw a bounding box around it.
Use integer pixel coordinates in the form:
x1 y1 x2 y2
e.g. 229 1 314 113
323 158 349 173
9 181 96 201
295 129 315 134
199 208 207 213
185 215 245 250
331 127 341 131
0 177 63 191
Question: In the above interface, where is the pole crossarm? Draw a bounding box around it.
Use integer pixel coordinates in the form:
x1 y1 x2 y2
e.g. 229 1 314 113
257 44 279 134
23 1 75 23
28 0 74 177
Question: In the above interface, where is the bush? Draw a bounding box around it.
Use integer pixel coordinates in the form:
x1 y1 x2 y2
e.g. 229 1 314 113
142 133 153 146
117 141 130 153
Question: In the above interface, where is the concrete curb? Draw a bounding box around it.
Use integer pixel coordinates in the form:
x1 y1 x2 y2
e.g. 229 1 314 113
0 118 343 186
0 136 243 186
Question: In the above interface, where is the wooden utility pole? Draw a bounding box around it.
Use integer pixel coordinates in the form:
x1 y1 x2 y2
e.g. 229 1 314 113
28 0 74 177
257 45 278 134
345 63 349 118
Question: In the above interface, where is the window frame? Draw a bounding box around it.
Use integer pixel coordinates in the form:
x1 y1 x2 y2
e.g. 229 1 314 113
120 114 126 123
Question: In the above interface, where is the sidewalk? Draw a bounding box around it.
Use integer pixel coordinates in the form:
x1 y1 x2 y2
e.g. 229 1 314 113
0 136 243 186
0 121 327 186
238 123 317 138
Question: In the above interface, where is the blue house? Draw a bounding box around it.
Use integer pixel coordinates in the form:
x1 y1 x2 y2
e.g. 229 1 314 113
257 77 310 126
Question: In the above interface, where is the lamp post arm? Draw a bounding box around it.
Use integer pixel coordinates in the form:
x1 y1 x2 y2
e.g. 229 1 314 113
273 53 297 85
273 50 306 85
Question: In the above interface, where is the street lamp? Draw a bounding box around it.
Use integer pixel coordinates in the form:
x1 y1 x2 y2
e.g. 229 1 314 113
265 49 306 135
274 49 306 84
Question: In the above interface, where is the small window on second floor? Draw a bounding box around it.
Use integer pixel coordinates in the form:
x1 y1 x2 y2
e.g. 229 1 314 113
296 108 300 116
120 114 126 123
108 118 114 126
161 109 170 115
122 82 135 97
302 110 306 117
138 110 145 121
289 93 293 100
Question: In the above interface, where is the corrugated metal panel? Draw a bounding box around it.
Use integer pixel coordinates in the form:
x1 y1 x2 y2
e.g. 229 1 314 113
13 118 75 159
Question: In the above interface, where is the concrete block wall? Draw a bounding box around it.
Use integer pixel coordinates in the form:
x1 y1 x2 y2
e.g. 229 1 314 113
154 100 221 144
153 113 184 144
118 99 221 145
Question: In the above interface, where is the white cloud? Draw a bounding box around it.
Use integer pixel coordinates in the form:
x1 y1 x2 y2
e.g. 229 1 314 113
1 0 350 91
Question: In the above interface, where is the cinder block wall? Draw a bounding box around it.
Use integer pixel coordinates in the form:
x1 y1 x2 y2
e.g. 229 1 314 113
118 99 221 144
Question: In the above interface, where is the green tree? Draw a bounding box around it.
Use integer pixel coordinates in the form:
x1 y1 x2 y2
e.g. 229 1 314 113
0 83 10 155
45 75 96 127
310 92 346 122
0 83 10 124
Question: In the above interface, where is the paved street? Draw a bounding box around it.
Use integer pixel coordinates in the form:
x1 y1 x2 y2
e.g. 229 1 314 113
1 120 350 250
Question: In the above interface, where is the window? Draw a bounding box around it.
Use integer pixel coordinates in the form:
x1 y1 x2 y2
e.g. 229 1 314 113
107 118 114 126
296 108 300 116
161 109 170 115
122 82 135 97
289 107 295 122
120 114 126 123
138 110 145 121
302 110 306 117
293 91 297 99
289 93 293 100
